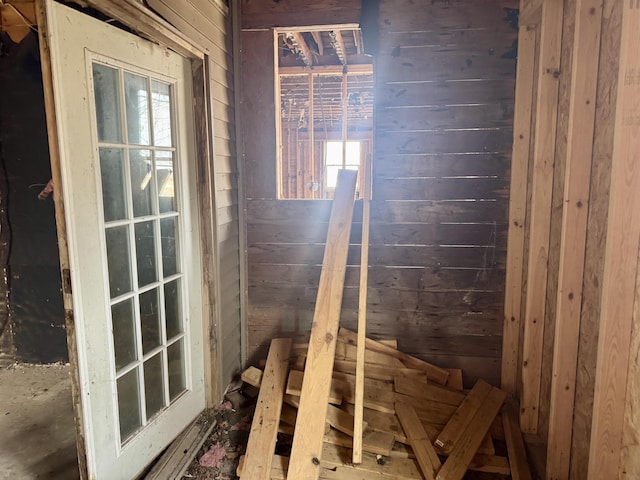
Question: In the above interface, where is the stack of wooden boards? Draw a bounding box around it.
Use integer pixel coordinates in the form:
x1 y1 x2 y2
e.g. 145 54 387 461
237 328 532 480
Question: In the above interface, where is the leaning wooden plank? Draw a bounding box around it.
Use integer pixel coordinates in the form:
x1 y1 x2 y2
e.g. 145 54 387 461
395 400 442 480
502 403 532 480
354 155 373 463
288 170 358 480
339 328 449 385
436 387 507 480
588 4 640 478
286 370 344 405
145 419 216 480
394 375 466 407
435 379 493 455
520 0 565 433
240 338 292 480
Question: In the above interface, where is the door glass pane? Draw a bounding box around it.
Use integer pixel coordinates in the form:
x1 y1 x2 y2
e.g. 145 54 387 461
160 217 178 277
139 288 161 354
112 299 137 370
106 226 132 298
156 151 176 213
135 221 157 287
130 149 154 217
92 63 122 143
124 72 150 145
99 148 127 222
117 368 142 442
151 80 172 147
167 339 186 401
143 353 165 419
164 279 182 339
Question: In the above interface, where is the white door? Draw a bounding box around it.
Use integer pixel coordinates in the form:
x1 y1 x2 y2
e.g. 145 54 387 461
44 2 206 478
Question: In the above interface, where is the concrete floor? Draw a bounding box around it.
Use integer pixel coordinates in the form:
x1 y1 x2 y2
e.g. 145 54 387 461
0 363 79 480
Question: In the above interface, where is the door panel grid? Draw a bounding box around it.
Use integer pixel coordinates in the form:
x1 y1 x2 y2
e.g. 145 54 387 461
92 59 189 444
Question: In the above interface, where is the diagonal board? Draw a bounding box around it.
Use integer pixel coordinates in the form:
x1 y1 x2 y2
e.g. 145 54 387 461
436 386 506 480
240 338 292 480
288 169 358 479
395 400 442 480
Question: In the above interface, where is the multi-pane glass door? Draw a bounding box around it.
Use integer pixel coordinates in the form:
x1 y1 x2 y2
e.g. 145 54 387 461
92 61 188 444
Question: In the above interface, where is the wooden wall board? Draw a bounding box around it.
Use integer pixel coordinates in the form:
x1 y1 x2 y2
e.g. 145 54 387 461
520 0 564 434
241 338 291 479
288 170 357 480
373 177 509 202
240 0 361 29
374 130 513 156
588 1 640 478
570 0 622 476
501 23 536 396
546 0 603 477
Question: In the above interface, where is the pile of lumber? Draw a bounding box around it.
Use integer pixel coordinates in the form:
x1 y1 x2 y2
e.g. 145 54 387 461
237 329 532 480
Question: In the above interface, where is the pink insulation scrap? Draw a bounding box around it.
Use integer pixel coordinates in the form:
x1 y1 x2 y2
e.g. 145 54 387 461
199 442 227 468
218 400 233 411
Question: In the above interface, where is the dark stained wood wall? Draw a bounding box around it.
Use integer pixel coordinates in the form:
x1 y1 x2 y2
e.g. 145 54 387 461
242 0 517 386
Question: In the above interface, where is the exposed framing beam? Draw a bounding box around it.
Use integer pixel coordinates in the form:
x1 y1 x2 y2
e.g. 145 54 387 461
311 31 324 56
353 29 362 55
520 0 564 433
279 64 373 76
588 2 640 478
501 23 537 396
328 30 346 65
284 31 313 67
546 0 603 476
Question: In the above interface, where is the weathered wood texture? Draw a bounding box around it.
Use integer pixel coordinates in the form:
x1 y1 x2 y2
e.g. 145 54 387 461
242 0 517 388
149 0 242 396
240 0 361 29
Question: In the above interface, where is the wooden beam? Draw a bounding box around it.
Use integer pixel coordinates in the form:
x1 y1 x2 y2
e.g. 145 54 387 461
501 24 537 396
279 64 373 76
435 380 493 455
502 403 532 480
284 31 313 67
353 145 372 463
353 29 362 55
241 338 292 480
546 0 603 477
288 170 358 480
436 387 506 480
396 401 442 480
588 2 640 478
311 31 324 55
339 328 450 385
520 0 543 26
520 0 564 433
329 30 346 65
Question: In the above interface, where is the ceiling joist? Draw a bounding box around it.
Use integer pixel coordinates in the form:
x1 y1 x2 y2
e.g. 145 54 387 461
284 31 313 67
328 30 346 66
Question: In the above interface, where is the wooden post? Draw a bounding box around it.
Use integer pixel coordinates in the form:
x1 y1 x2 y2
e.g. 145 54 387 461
353 152 372 463
546 0 603 477
588 2 640 478
308 72 315 199
520 0 564 433
501 22 537 396
288 170 357 480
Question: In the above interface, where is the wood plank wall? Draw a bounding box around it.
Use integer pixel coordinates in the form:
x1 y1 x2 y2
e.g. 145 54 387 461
241 0 517 387
507 0 640 479
147 0 243 394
